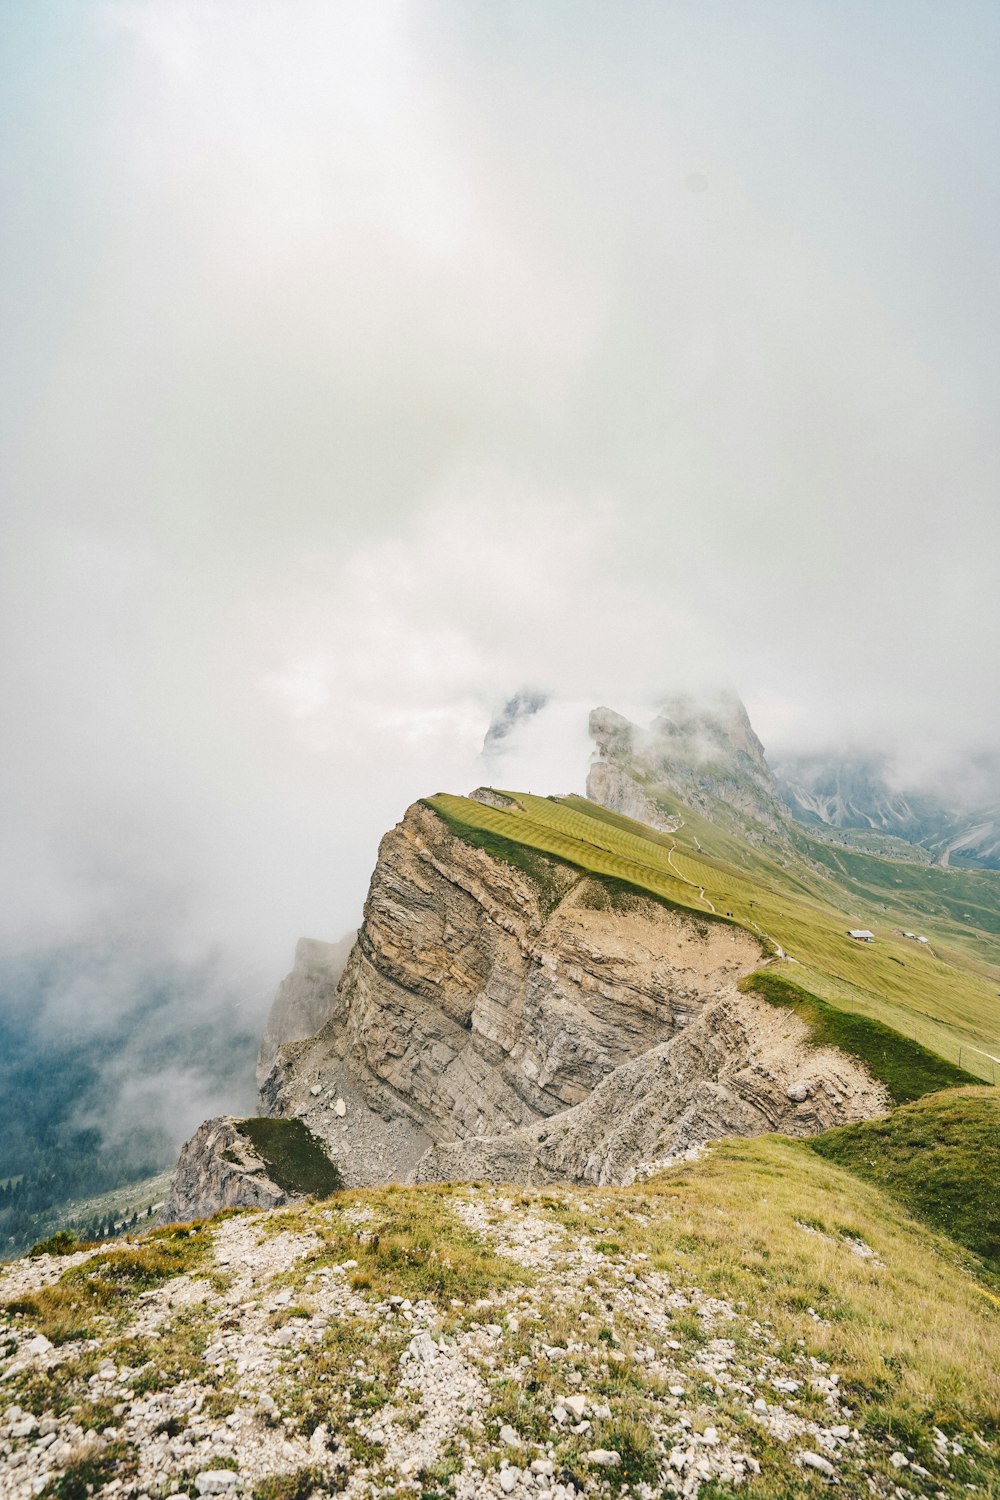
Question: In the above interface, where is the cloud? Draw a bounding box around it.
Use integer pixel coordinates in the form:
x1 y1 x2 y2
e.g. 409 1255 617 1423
1 1 999 1150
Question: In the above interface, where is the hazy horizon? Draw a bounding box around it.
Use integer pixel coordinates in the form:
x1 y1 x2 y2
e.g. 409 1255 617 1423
2 2 998 1150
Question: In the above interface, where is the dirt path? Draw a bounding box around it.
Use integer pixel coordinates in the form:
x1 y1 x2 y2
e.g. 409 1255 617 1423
666 831 716 913
669 821 798 963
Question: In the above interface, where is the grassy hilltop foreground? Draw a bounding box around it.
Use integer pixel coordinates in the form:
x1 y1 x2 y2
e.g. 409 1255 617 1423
0 1092 997 1500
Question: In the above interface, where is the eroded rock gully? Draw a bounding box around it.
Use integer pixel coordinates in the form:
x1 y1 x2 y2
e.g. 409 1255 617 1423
256 802 887 1190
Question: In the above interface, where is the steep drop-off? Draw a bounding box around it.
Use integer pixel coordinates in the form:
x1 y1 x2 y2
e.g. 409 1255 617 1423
257 800 887 1189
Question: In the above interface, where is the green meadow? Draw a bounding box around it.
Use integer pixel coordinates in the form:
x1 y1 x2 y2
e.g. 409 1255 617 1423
427 789 1000 1085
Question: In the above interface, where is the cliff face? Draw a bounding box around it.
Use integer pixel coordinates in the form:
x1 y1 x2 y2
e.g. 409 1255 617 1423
259 801 887 1187
256 933 356 1085
159 1118 298 1223
585 760 681 834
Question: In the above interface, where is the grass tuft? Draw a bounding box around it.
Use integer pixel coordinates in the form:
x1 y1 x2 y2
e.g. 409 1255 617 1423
39 1440 137 1500
252 1469 338 1500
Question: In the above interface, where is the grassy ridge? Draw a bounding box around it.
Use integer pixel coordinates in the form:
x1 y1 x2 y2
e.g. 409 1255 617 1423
740 971 978 1103
426 789 1000 1083
808 1089 1000 1279
427 794 753 939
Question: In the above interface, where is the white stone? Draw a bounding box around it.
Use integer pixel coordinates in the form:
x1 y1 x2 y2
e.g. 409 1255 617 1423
889 1452 908 1469
530 1460 555 1477
563 1394 587 1418
25 1336 53 1357
800 1452 836 1477
669 1385 686 1397
587 1449 621 1467
499 1470 518 1494
407 1332 438 1364
499 1424 521 1446
194 1472 240 1495
309 1085 322 1096
334 1099 347 1117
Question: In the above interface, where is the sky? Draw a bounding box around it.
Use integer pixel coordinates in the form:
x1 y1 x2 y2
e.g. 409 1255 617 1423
2 1 999 1094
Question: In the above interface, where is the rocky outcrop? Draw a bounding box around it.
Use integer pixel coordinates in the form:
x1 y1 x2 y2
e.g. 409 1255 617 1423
159 1117 300 1223
257 933 356 1085
585 760 680 833
416 987 888 1186
588 693 786 833
259 801 887 1188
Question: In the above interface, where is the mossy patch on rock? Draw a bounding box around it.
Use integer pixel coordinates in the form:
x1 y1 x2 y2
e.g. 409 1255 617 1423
234 1117 343 1200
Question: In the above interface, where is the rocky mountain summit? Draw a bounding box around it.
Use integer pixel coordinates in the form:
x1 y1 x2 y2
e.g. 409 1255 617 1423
588 695 783 835
169 788 888 1220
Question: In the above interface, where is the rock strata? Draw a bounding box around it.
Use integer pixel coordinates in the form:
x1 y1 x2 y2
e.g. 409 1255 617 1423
257 800 887 1189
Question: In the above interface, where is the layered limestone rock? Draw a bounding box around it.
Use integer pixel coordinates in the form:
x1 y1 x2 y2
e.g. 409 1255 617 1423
160 1118 300 1222
416 987 887 1186
257 933 356 1085
259 800 888 1188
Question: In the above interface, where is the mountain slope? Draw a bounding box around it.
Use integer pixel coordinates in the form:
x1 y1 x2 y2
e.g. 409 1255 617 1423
255 799 887 1195
1 1113 997 1500
582 701 1000 1083
775 751 1000 870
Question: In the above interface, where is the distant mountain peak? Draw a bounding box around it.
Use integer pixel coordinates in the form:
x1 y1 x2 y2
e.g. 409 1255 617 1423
589 690 781 832
482 689 550 758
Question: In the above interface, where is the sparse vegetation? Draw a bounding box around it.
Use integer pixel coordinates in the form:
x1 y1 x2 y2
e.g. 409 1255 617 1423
3 1136 999 1497
38 1440 137 1500
306 1184 524 1312
4 1224 209 1342
252 1470 335 1500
